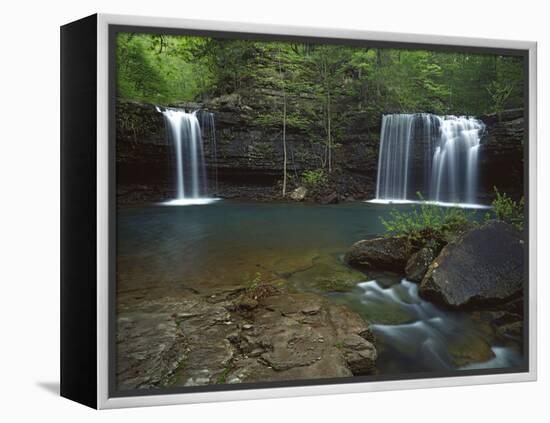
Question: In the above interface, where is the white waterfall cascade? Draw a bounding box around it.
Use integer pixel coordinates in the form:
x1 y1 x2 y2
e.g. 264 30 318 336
375 114 416 201
157 106 220 206
199 111 219 196
372 113 488 209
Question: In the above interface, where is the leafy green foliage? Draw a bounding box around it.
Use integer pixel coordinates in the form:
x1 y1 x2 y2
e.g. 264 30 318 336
116 33 212 103
241 271 281 301
380 193 473 246
486 81 514 115
301 169 328 189
116 33 524 115
490 187 525 230
246 272 263 292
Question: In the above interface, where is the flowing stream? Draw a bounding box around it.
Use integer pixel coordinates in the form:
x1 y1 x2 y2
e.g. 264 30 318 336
328 274 523 373
374 114 486 207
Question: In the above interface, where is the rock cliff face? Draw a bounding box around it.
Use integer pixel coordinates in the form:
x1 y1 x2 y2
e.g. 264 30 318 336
116 96 379 204
478 108 525 202
116 101 171 204
116 98 525 204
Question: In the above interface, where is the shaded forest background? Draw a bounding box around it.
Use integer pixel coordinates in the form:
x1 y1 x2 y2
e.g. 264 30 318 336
117 32 524 118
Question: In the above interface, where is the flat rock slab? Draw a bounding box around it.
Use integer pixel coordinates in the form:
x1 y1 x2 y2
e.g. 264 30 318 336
117 289 377 391
117 296 235 390
419 221 524 309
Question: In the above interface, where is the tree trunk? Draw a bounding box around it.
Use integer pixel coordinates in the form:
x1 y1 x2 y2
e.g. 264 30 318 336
282 94 287 197
327 88 332 173
278 51 288 197
324 59 332 173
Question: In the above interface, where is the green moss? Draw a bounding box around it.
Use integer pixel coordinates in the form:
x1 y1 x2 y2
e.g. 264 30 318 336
288 256 365 293
165 356 188 387
216 363 232 384
359 303 417 325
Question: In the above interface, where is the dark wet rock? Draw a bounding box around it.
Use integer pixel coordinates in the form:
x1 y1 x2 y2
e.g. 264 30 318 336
320 192 339 205
498 296 524 314
405 247 435 283
289 186 307 201
419 221 524 309
117 288 377 390
468 310 524 345
344 236 413 272
467 311 498 343
448 332 495 367
485 311 523 342
368 271 402 289
489 311 522 327
496 321 523 341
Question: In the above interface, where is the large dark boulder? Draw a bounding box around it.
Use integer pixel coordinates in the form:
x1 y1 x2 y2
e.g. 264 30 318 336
344 237 412 272
419 221 524 309
405 247 436 283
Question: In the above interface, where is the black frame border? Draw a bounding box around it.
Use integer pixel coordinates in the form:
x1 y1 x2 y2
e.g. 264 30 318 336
60 14 98 409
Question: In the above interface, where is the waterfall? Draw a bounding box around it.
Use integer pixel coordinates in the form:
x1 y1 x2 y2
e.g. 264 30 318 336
375 115 415 200
374 113 485 207
157 106 219 205
199 111 219 196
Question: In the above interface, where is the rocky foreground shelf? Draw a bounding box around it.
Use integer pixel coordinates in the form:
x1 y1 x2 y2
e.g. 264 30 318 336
117 287 377 390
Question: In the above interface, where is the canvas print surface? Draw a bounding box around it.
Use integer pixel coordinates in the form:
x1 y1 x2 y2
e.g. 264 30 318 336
114 30 527 393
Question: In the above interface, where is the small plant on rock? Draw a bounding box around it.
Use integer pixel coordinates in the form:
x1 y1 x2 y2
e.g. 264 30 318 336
380 192 473 247
301 169 328 190
489 187 525 230
243 272 278 301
